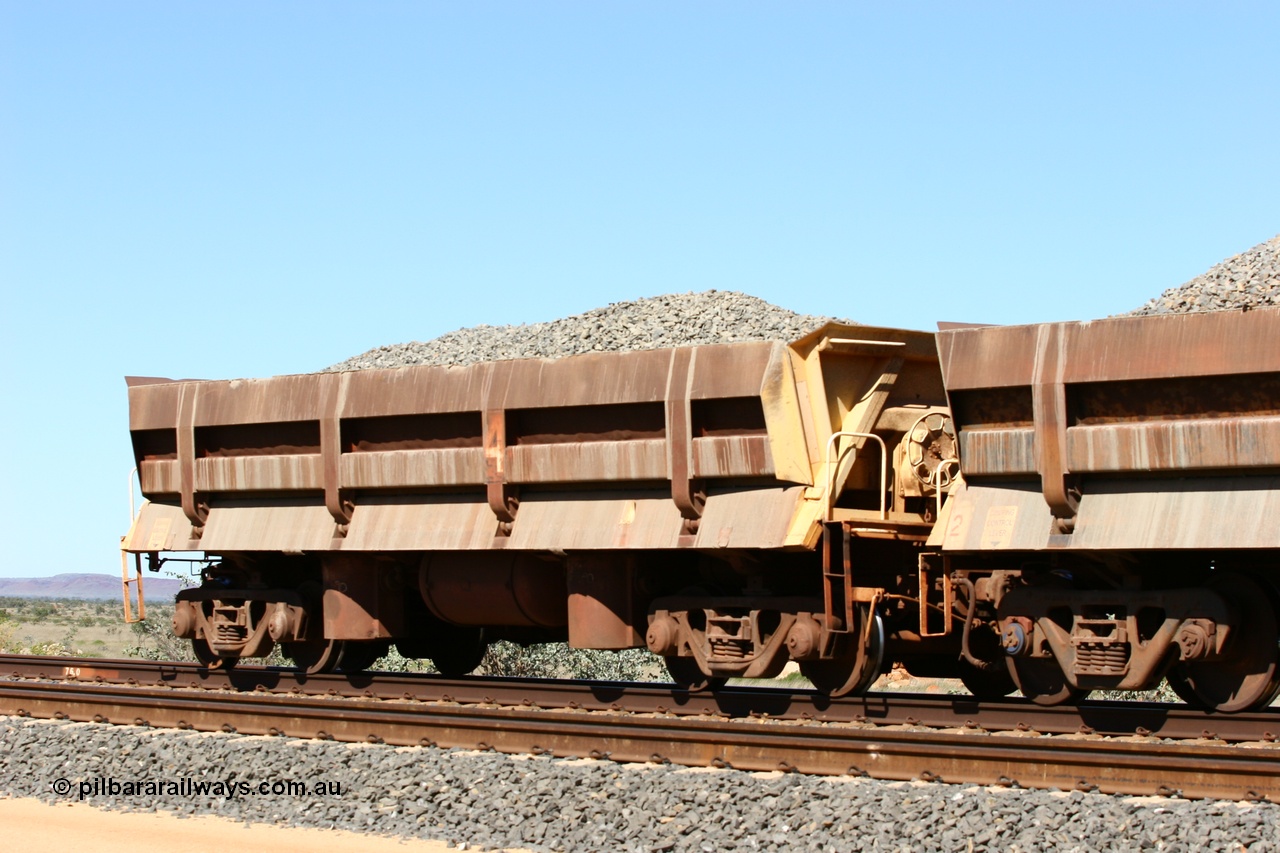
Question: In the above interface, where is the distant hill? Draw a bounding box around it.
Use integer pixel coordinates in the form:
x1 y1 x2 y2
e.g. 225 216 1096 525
0 573 185 600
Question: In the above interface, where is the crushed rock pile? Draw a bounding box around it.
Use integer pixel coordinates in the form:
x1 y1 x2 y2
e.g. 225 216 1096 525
5 716 1278 852
328 291 850 371
1129 234 1280 315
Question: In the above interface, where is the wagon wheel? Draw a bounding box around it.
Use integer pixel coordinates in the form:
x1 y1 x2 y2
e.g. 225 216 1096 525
1165 573 1280 713
664 657 726 693
958 622 1017 699
279 582 341 674
335 640 391 673
800 607 884 697
959 659 1017 700
283 638 347 675
1007 655 1087 706
427 627 489 677
191 638 235 670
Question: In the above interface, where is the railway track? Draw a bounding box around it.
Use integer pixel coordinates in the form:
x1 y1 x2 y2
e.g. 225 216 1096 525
2 654 1277 802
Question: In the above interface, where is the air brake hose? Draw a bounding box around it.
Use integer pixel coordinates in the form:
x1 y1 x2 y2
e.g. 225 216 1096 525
954 575 1000 672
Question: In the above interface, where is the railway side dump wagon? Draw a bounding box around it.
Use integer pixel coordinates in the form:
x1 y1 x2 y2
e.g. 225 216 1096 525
933 306 1280 711
122 323 958 692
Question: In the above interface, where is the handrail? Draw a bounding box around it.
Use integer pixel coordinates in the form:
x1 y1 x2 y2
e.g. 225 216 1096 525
823 431 887 522
930 457 960 519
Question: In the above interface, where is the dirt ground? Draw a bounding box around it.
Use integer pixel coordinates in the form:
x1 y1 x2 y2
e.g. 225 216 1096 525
0 797 518 853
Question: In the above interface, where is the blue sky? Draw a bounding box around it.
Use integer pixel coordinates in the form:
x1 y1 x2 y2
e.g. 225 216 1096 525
1 3 1277 580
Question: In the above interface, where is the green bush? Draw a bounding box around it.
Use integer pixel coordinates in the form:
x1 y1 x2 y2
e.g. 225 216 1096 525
478 641 662 681
123 607 197 662
370 647 437 673
1090 682 1182 703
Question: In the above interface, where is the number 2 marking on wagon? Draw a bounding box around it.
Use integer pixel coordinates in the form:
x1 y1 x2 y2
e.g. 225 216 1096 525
943 509 971 546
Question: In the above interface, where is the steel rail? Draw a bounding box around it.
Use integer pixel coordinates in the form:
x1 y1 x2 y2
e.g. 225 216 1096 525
4 654 1277 744
0 678 1276 803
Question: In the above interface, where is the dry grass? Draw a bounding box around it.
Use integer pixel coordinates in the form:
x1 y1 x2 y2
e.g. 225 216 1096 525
0 597 136 657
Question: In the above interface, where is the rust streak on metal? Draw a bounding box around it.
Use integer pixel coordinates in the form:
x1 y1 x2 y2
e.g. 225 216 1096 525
665 347 703 526
320 372 352 528
176 383 205 530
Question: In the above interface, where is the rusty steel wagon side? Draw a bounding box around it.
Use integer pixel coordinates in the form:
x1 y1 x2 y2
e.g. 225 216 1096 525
120 304 1280 710
933 306 1280 711
121 323 959 691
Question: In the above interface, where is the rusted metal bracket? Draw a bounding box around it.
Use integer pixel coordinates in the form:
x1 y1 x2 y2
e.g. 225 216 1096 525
319 373 353 534
1032 325 1080 532
322 556 404 640
917 553 953 638
568 555 641 649
175 383 207 535
666 348 704 533
483 362 519 536
484 409 519 534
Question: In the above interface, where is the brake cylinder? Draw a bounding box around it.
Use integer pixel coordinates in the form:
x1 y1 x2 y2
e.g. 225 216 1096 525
419 553 568 628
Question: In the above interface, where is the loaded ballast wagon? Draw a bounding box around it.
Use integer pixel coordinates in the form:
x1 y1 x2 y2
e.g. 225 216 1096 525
121 323 957 693
120 304 1280 712
934 306 1280 712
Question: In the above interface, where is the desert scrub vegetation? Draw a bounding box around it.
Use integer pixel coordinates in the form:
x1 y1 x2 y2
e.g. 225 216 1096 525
123 614 663 681
476 641 662 681
0 597 123 656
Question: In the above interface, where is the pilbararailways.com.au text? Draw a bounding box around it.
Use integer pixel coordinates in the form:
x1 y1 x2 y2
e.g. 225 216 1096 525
52 776 343 801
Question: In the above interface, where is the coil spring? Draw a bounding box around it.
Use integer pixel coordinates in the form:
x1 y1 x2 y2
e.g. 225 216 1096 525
708 638 750 660
216 624 248 643
1075 641 1129 674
